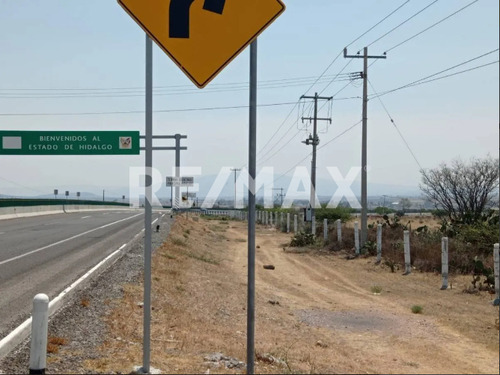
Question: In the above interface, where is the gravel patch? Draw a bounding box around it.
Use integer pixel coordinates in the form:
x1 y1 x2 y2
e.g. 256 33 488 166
295 308 437 337
0 215 173 374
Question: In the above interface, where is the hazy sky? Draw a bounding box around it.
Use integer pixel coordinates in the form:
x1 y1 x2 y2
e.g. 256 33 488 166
0 0 498 198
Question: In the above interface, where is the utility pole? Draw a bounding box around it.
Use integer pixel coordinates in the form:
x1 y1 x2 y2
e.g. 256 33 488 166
300 92 332 235
273 187 284 207
230 168 241 208
344 47 386 248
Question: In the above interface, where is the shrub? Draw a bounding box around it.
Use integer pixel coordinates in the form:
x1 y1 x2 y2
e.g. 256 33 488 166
411 305 423 314
290 231 316 247
370 285 383 294
315 207 353 223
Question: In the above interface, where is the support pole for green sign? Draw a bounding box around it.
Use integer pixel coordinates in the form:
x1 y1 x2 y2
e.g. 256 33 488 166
247 39 257 375
143 34 153 374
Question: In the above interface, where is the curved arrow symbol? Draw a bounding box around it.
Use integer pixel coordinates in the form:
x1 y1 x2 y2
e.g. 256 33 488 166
203 0 226 14
170 0 226 39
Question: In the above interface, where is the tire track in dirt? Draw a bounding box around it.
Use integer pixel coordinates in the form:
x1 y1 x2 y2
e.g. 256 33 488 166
227 228 498 373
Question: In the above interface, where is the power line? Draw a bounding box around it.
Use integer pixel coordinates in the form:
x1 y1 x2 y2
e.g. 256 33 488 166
317 120 363 152
0 73 357 99
368 0 482 71
248 2 412 172
255 72 360 164
385 0 480 53
274 119 363 184
367 0 440 48
0 101 298 117
303 0 412 96
318 60 356 96
367 79 424 171
369 51 499 99
257 128 303 166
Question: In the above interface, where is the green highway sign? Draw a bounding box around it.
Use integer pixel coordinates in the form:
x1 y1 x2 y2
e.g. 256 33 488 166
0 131 140 155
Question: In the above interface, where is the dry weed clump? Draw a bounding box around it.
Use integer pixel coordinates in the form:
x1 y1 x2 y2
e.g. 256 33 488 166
47 336 68 354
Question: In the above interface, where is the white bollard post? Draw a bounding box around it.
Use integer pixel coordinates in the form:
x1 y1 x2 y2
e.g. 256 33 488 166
323 219 328 242
441 237 449 290
336 219 342 243
376 224 382 263
294 214 298 233
287 213 290 233
354 221 360 255
403 230 411 275
30 293 49 375
494 243 499 299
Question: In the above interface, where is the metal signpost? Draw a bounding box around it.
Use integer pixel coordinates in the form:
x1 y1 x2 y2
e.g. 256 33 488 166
0 131 140 155
117 1 285 373
167 176 194 208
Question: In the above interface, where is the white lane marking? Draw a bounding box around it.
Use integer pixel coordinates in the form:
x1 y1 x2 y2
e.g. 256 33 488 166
0 213 143 267
119 243 127 250
152 218 159 225
48 246 124 311
81 216 91 219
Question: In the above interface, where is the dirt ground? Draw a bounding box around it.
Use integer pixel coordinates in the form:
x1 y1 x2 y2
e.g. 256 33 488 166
79 215 499 374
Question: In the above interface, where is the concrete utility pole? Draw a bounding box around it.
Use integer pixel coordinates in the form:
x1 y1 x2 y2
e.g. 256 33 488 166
300 92 332 235
344 47 386 247
231 168 241 208
272 187 284 207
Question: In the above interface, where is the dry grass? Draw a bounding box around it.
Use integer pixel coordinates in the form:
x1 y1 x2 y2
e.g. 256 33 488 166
80 298 90 308
80 214 499 374
47 336 68 354
47 343 60 354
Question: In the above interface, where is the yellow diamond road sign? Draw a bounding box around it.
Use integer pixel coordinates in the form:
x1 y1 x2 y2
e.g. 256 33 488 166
118 0 285 88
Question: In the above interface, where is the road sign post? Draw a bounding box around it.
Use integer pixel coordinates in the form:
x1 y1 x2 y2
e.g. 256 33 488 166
247 39 257 375
142 35 153 374
117 2 285 373
0 131 140 155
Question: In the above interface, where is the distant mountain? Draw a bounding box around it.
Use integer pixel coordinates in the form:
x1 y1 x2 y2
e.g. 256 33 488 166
1 175 422 204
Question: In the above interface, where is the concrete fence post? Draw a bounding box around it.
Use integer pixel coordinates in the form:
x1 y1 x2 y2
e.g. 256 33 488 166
312 216 316 236
403 230 411 275
270 212 273 226
294 214 298 233
286 213 290 233
29 294 49 375
376 224 382 263
494 243 499 300
280 212 283 228
354 221 360 255
323 219 328 242
336 219 342 243
441 237 449 290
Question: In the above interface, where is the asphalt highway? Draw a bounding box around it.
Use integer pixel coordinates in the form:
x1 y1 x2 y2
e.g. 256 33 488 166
0 210 156 339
